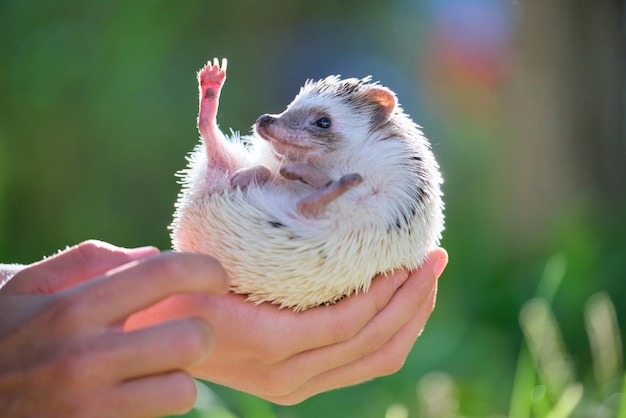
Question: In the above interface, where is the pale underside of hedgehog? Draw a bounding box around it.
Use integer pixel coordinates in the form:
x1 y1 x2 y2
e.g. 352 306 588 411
170 58 444 311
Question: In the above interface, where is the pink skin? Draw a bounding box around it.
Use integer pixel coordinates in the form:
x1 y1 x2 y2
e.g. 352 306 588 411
198 59 270 190
279 163 363 217
229 166 272 189
197 58 232 172
279 164 333 189
297 173 363 217
254 115 321 163
0 242 448 409
0 242 229 417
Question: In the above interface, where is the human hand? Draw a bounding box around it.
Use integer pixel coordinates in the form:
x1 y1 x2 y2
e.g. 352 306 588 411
127 247 448 405
0 241 229 418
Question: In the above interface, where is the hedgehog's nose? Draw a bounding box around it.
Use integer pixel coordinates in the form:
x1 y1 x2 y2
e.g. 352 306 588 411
257 114 276 127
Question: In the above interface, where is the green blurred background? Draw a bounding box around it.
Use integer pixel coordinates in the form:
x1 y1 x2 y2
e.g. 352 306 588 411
1 1 624 417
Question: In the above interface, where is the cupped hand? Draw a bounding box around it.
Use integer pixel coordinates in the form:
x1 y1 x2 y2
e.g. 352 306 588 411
0 241 229 418
127 247 448 405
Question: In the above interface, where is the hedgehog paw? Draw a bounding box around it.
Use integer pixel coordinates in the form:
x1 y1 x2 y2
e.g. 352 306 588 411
230 166 271 190
297 173 363 217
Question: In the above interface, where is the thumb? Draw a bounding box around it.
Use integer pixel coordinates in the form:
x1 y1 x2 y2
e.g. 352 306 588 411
3 240 160 295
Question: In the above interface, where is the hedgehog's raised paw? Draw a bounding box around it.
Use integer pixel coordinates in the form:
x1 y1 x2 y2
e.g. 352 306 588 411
197 58 228 147
198 58 227 94
297 173 363 217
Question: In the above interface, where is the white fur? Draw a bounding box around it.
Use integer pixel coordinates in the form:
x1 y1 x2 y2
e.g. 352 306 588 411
171 77 444 311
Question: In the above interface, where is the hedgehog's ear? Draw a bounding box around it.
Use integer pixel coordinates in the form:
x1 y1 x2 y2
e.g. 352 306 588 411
362 87 397 125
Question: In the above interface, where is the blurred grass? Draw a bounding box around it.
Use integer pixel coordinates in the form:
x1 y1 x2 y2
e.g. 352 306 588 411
619 375 626 418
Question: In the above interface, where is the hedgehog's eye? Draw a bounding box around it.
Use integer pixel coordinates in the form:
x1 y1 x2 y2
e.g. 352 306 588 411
315 117 332 129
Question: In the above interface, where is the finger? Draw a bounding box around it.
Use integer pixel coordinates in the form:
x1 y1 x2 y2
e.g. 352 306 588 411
270 284 438 406
108 370 198 417
3 240 159 294
178 267 407 369
254 269 408 360
201 248 443 367
67 252 229 325
103 317 215 381
269 256 439 395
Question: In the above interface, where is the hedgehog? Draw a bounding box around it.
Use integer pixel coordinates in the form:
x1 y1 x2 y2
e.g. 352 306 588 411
170 58 444 311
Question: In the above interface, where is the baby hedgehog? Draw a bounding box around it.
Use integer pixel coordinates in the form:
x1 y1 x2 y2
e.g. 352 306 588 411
171 58 444 311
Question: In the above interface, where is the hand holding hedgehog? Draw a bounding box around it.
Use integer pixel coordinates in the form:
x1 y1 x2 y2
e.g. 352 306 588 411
1 241 447 410
172 58 445 311
127 250 448 405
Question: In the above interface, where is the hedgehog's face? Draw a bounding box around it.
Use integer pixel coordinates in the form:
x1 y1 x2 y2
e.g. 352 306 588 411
255 95 358 161
254 76 397 162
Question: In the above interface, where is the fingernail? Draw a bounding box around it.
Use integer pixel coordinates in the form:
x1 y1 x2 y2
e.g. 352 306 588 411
126 246 160 258
433 257 448 280
393 270 410 290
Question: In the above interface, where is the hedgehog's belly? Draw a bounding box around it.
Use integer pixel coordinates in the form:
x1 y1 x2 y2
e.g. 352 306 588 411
171 189 425 311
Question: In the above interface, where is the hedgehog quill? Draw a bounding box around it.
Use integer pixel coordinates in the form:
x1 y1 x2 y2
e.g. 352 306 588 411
171 58 444 311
